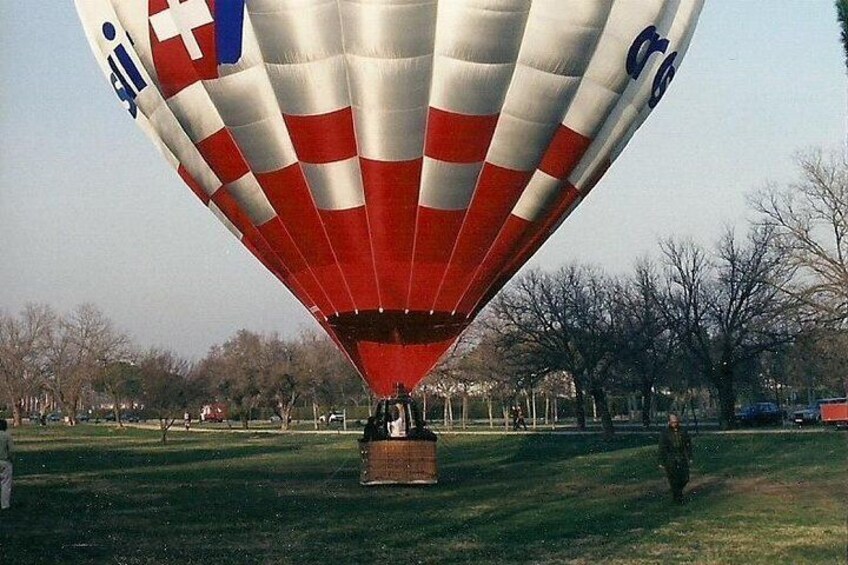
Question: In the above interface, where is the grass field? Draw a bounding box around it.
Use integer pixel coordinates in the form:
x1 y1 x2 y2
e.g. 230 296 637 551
0 425 845 564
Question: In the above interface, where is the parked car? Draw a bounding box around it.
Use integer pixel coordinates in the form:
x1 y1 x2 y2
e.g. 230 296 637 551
793 398 848 426
793 403 821 426
735 402 783 426
102 412 139 423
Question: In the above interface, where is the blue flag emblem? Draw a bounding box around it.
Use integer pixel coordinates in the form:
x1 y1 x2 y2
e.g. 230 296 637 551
216 0 246 65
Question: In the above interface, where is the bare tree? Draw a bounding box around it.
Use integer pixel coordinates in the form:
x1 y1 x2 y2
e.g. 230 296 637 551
754 150 848 323
467 324 538 429
198 330 265 429
0 304 56 426
139 350 203 443
659 227 801 428
492 266 620 437
260 335 301 430
783 328 848 400
615 261 680 427
43 304 128 425
92 359 142 427
425 324 490 429
295 331 356 429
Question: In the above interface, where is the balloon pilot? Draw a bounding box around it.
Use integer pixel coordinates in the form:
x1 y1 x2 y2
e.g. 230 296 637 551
361 383 436 443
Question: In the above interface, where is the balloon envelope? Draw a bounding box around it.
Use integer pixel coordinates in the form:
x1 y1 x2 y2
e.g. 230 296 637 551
76 0 703 396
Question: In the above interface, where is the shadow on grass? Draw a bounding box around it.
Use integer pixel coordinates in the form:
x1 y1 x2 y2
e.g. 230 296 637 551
2 428 844 564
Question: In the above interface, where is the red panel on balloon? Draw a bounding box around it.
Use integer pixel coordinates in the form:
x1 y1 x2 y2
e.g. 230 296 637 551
461 184 582 315
327 311 469 396
196 129 250 185
361 158 420 310
253 216 334 315
258 166 355 313
539 126 592 180
425 109 498 163
284 108 357 164
407 207 465 312
320 207 379 312
434 165 532 312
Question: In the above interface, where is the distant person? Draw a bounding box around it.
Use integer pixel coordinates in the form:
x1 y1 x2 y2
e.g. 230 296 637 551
184 412 191 430
658 413 693 504
512 406 527 431
0 419 13 510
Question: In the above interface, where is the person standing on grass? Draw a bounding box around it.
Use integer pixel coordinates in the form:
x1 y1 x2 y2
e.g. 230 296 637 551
658 413 692 504
0 419 13 510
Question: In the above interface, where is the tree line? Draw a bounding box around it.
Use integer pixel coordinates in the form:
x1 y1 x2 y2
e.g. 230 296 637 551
0 305 363 442
426 150 847 433
2 152 846 436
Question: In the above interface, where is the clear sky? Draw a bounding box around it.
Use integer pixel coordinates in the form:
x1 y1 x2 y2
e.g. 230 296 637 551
1 1 845 360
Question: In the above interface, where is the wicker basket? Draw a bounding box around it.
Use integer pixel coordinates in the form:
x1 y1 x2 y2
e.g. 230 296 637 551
359 439 438 485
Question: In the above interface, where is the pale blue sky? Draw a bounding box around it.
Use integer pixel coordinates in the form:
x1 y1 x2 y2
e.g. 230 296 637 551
1 1 845 359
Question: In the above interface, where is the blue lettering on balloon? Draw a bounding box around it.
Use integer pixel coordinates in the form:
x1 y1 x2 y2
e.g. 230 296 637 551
626 25 669 80
109 70 138 119
627 25 678 108
649 51 677 109
102 21 147 118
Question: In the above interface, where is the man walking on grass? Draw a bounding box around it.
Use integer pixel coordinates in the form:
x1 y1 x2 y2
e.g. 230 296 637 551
0 419 13 510
658 413 692 504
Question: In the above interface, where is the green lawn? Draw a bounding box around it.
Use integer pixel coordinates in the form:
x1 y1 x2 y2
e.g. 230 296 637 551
0 426 845 564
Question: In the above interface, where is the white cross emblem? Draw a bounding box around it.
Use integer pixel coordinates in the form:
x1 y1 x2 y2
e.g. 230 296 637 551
149 0 214 61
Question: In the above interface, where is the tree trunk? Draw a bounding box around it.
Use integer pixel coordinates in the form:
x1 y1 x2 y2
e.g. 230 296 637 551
553 395 558 426
574 379 587 431
312 401 319 430
461 394 468 430
281 404 292 431
715 366 737 430
641 378 653 428
689 395 700 434
12 401 23 428
502 404 510 430
531 389 537 429
159 418 170 443
544 394 550 426
590 386 615 439
487 396 494 428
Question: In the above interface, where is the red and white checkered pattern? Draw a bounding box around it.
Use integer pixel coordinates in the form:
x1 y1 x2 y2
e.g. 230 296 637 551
76 0 704 396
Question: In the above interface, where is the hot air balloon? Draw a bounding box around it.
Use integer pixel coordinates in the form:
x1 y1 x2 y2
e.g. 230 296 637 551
76 0 703 483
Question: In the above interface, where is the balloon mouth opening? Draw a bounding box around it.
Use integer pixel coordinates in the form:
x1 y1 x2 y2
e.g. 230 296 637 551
326 310 468 345
325 310 471 397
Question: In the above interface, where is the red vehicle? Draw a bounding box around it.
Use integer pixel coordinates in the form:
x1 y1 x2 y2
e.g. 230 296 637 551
820 398 848 428
201 403 228 423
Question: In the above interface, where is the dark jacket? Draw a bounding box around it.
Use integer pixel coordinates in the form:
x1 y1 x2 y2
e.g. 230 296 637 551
658 426 692 467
